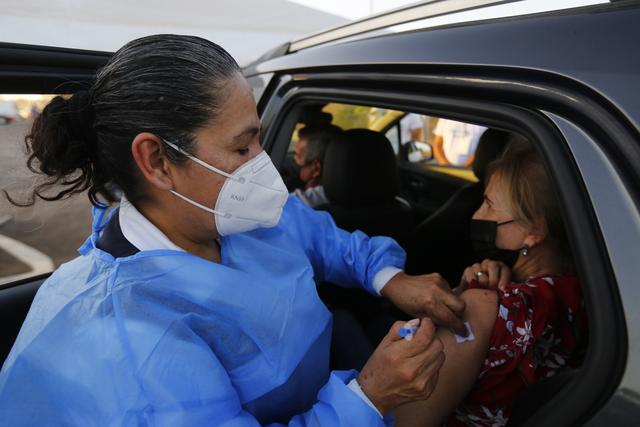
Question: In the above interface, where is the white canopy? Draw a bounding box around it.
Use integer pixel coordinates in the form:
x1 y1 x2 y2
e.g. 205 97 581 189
0 0 348 65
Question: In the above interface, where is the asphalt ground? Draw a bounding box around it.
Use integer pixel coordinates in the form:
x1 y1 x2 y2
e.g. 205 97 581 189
0 119 92 283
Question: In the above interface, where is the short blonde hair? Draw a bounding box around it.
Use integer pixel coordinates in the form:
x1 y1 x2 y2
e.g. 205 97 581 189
486 140 573 269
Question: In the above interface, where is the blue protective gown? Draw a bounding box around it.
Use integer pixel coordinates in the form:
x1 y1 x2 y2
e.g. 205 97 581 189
0 196 404 426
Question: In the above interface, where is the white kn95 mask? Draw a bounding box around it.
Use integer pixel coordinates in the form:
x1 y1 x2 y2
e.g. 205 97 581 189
162 138 288 236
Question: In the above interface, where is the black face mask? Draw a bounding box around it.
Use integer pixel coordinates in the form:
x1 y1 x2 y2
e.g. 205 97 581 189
469 219 522 268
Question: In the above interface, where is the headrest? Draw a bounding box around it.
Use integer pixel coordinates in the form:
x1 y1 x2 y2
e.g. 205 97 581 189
299 110 333 127
323 129 399 207
472 129 512 182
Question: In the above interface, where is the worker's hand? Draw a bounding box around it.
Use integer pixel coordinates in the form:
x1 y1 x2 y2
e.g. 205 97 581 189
381 272 467 336
358 318 445 415
456 259 511 293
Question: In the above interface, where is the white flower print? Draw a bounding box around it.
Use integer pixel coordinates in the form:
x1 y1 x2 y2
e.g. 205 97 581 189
456 405 509 427
499 305 509 321
515 319 533 351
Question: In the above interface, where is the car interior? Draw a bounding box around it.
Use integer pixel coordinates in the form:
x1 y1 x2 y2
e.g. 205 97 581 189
282 103 517 284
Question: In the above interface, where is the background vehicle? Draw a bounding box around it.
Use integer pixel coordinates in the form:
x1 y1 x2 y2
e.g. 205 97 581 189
1 1 640 425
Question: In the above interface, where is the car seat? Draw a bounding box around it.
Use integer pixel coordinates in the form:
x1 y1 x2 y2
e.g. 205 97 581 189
317 129 415 351
320 128 415 244
404 129 514 284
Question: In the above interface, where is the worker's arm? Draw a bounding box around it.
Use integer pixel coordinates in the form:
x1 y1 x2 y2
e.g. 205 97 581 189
284 196 405 296
141 330 388 427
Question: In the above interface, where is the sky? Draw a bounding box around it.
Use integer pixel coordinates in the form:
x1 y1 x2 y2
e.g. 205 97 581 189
291 0 607 22
0 0 349 65
290 0 420 20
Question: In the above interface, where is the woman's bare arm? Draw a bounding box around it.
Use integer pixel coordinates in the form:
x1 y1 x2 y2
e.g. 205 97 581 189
394 289 498 427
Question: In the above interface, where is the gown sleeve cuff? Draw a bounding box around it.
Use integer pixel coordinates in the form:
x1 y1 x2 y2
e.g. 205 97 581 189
320 370 393 426
346 378 383 418
372 267 403 295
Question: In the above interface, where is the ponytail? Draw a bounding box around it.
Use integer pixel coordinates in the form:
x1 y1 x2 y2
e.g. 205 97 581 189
5 34 241 209
6 90 116 207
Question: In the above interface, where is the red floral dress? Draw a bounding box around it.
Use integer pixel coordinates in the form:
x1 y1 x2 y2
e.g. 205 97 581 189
448 275 585 427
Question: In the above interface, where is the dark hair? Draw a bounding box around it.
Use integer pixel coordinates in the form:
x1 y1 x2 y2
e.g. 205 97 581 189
298 124 343 166
6 34 240 207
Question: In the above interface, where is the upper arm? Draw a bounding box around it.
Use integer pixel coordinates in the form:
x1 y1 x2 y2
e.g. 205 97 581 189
435 288 498 394
460 288 498 339
444 288 498 379
395 289 498 427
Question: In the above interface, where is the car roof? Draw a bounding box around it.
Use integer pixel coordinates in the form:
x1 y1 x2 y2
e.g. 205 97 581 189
247 0 610 66
243 1 640 131
287 0 608 53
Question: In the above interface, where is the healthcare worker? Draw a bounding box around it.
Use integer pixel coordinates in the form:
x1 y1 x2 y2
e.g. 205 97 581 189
0 35 476 426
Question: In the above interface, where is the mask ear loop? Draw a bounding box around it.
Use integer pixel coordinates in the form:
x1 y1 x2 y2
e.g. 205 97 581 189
161 138 246 184
169 190 231 218
161 138 233 218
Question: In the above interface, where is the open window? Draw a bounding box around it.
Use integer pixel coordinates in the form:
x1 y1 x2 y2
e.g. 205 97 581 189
281 101 490 219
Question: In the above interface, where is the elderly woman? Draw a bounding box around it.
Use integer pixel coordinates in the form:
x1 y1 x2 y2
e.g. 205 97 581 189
396 143 585 427
0 34 487 426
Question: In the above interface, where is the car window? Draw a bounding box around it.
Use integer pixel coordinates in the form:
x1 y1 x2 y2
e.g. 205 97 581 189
283 101 502 220
322 103 404 131
289 102 481 182
386 114 486 181
0 94 92 287
430 118 487 167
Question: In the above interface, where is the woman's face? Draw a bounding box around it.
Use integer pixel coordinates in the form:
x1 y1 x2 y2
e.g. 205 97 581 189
170 74 262 235
472 173 531 251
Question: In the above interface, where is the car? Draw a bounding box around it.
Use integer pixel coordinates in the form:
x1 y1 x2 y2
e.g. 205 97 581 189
1 1 639 425
236 1 640 424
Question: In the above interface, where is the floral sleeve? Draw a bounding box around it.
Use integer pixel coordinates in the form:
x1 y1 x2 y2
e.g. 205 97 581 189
449 276 584 427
